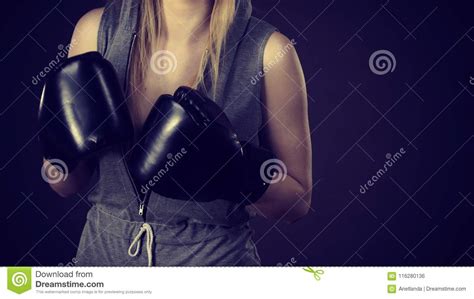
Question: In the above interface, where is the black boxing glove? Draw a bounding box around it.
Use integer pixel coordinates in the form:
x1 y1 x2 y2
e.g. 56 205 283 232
38 52 133 171
127 86 274 203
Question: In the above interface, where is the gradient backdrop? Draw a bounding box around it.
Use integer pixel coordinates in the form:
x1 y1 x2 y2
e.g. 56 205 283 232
1 0 473 266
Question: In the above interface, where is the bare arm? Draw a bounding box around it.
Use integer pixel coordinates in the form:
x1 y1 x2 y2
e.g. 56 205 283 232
43 8 103 197
248 32 312 223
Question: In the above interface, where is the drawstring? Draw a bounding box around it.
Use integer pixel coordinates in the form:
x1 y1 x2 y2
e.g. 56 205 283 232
128 223 154 267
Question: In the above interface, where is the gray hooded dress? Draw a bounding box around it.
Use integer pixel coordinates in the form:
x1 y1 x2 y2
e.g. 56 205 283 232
76 0 276 266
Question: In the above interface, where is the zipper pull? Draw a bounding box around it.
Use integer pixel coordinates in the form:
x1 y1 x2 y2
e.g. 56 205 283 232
138 203 145 216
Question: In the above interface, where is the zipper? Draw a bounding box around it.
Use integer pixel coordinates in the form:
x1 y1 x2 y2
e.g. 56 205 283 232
121 146 146 216
121 32 148 218
124 32 137 96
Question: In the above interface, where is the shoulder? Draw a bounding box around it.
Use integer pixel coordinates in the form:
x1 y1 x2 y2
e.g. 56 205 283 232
263 31 298 70
261 31 306 106
69 8 104 57
74 8 104 40
78 8 104 27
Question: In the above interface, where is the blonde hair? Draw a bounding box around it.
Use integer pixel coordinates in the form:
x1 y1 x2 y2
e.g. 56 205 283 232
130 0 235 97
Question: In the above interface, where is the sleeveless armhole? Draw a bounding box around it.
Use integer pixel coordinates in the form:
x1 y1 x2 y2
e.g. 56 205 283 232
246 18 277 148
97 1 119 56
256 22 277 105
257 25 278 75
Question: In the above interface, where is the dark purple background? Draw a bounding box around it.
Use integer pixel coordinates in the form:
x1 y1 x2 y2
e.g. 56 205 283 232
1 0 473 266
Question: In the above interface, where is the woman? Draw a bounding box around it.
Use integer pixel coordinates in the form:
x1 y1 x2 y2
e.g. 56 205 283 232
43 0 312 266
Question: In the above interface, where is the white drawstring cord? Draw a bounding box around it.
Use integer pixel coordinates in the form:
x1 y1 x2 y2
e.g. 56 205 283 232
128 223 154 267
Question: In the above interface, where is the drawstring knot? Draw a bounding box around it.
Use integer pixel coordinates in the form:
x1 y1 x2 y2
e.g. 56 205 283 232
128 223 154 267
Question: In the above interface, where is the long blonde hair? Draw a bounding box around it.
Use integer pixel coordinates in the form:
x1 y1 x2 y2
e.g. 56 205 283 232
130 0 235 97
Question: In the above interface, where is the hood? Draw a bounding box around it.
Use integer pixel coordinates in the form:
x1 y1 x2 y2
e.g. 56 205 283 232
203 0 253 102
